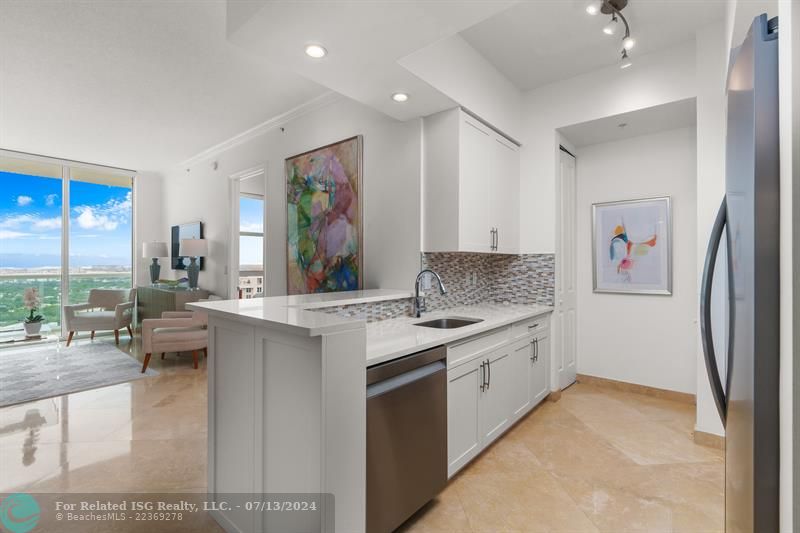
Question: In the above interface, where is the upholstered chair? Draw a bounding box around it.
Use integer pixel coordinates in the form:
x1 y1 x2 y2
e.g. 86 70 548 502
140 311 208 373
63 288 136 346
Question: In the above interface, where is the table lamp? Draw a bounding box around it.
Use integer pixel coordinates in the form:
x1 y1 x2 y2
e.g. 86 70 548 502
142 241 168 285
179 238 207 290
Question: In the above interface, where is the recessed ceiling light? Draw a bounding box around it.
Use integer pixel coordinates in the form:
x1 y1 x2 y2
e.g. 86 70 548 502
304 44 327 58
391 92 409 103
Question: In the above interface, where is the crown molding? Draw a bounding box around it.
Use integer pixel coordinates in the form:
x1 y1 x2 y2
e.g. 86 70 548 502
179 91 343 168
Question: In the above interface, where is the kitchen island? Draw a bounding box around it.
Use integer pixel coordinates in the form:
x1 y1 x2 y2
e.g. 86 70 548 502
188 290 551 533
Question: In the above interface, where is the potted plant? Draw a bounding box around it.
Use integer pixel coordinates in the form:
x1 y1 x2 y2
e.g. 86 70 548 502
23 287 44 336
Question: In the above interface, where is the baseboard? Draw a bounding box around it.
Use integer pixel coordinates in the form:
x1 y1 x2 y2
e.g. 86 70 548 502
693 429 725 449
576 373 695 405
547 389 562 402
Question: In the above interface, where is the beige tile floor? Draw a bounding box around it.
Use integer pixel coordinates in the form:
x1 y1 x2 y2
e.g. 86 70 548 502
0 337 723 532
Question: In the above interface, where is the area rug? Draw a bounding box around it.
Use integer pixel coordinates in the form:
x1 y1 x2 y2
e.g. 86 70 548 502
0 342 157 407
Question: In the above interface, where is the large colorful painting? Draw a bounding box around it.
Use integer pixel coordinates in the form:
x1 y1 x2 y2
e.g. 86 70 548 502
592 196 672 295
286 135 363 294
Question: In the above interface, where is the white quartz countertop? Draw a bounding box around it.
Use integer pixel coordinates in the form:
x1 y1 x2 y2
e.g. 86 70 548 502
187 289 412 336
365 304 553 366
188 290 552 365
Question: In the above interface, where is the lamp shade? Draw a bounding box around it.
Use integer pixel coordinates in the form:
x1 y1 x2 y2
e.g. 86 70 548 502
180 238 208 257
142 241 168 258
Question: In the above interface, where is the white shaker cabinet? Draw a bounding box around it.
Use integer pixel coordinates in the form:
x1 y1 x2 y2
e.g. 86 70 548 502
530 333 550 406
479 348 513 445
446 315 552 478
423 108 520 254
447 356 483 476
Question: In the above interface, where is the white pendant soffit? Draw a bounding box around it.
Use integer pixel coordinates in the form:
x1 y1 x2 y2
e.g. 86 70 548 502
558 97 697 148
225 0 517 121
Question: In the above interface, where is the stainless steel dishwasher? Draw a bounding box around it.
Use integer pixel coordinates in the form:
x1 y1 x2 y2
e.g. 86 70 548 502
366 345 447 533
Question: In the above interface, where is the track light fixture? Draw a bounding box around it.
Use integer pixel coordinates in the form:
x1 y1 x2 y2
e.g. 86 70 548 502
586 0 634 68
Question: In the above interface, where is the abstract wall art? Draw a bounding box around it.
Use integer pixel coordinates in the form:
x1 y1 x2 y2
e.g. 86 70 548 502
285 135 363 294
592 196 672 295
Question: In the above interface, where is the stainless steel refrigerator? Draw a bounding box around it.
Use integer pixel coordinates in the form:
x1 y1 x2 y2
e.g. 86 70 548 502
701 13 780 533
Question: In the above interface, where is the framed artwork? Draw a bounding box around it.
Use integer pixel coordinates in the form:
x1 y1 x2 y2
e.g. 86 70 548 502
285 135 363 294
592 196 672 295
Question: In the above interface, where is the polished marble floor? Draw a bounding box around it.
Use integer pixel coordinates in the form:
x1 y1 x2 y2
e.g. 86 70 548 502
0 337 722 532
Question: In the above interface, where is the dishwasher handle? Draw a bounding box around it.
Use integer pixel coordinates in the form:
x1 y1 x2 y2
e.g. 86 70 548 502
367 360 446 399
367 345 446 385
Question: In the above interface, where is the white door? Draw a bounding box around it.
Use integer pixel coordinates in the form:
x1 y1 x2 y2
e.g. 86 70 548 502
447 359 482 477
490 134 520 253
459 115 492 252
557 150 577 388
479 349 512 446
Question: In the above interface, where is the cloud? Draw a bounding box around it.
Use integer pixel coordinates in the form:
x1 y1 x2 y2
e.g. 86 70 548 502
240 221 264 233
16 195 33 206
75 207 119 230
71 191 131 232
45 194 58 207
0 230 33 239
0 214 62 231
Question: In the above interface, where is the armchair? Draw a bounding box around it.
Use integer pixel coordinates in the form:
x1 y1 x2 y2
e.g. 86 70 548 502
140 310 208 373
63 288 136 346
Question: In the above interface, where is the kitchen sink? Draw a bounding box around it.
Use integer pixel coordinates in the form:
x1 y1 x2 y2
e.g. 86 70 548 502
413 317 483 329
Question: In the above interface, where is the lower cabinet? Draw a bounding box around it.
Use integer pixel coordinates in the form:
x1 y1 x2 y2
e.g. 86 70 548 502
447 318 551 478
447 357 483 476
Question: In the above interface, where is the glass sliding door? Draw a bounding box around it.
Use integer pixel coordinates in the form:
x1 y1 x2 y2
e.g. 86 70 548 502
0 151 134 343
0 156 65 336
68 168 133 306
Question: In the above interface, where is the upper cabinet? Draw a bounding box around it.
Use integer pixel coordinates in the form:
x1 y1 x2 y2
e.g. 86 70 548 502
423 108 520 254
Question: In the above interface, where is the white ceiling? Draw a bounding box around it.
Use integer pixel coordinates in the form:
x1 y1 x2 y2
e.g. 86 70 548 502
226 0 517 122
460 0 725 91
558 97 697 147
0 1 327 173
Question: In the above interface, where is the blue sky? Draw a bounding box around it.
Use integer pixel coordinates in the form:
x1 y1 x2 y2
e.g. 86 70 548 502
0 171 132 267
239 196 264 267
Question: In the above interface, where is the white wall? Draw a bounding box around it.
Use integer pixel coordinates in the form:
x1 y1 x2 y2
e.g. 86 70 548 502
160 96 421 298
574 128 698 394
695 23 728 437
133 171 163 286
519 41 698 254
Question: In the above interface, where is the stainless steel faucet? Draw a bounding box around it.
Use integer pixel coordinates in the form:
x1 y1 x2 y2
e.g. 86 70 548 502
414 269 447 318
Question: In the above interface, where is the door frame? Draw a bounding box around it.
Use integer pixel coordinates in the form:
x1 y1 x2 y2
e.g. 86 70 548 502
228 164 267 300
554 144 578 390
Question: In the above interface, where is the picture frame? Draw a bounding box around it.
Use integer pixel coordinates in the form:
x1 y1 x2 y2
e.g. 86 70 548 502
285 135 363 294
170 221 204 270
592 196 672 295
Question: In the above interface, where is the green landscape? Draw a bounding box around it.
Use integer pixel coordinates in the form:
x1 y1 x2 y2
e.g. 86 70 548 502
0 273 132 328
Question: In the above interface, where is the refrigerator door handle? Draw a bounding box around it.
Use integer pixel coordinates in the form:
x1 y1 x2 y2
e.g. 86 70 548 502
700 197 728 425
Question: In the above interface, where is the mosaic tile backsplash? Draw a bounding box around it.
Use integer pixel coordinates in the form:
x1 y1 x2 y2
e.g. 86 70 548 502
312 252 555 322
420 252 555 311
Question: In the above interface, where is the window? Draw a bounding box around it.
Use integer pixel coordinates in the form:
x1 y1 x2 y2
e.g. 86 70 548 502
238 194 264 299
0 152 133 338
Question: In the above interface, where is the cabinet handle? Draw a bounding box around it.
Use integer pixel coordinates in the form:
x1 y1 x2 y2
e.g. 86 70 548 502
489 228 494 251
530 339 535 362
479 361 485 392
528 323 539 330
534 338 539 362
487 358 491 390
495 227 499 251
